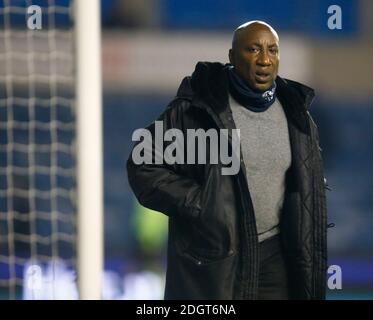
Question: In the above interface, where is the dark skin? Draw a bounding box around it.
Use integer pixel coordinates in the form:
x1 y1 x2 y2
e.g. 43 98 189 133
229 22 280 92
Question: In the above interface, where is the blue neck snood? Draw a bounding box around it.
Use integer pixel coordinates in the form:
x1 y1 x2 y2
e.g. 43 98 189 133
227 66 277 112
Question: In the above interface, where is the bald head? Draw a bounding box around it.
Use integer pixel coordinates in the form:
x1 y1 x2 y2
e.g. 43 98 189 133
228 20 280 92
232 20 279 50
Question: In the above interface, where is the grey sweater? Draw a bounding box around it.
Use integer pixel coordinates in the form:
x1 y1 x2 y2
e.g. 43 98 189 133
229 94 292 242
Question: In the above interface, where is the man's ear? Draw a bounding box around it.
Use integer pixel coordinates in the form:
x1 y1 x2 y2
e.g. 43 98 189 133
229 49 234 65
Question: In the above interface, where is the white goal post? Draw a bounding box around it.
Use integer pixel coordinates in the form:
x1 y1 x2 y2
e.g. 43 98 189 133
75 0 103 300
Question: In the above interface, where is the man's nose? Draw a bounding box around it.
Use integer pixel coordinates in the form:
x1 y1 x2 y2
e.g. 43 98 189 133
257 50 271 66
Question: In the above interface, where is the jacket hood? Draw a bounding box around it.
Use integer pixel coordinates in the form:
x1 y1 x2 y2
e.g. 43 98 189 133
176 62 230 112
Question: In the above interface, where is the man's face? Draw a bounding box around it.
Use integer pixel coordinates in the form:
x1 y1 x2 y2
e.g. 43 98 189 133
229 26 279 92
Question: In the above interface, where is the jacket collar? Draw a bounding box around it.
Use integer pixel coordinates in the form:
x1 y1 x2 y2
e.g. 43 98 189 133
275 76 315 134
177 61 315 134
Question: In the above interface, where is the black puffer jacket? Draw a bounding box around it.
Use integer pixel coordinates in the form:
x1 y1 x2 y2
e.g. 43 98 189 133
127 62 328 300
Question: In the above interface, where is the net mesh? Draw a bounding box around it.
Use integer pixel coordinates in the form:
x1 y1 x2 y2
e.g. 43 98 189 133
0 0 77 299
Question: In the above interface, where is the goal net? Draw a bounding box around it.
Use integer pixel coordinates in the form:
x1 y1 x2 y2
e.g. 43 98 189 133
0 0 78 299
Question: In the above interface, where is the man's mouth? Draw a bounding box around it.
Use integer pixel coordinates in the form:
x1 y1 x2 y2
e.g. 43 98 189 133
255 71 271 83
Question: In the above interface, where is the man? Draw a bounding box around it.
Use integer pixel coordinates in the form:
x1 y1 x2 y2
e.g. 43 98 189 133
127 21 328 300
